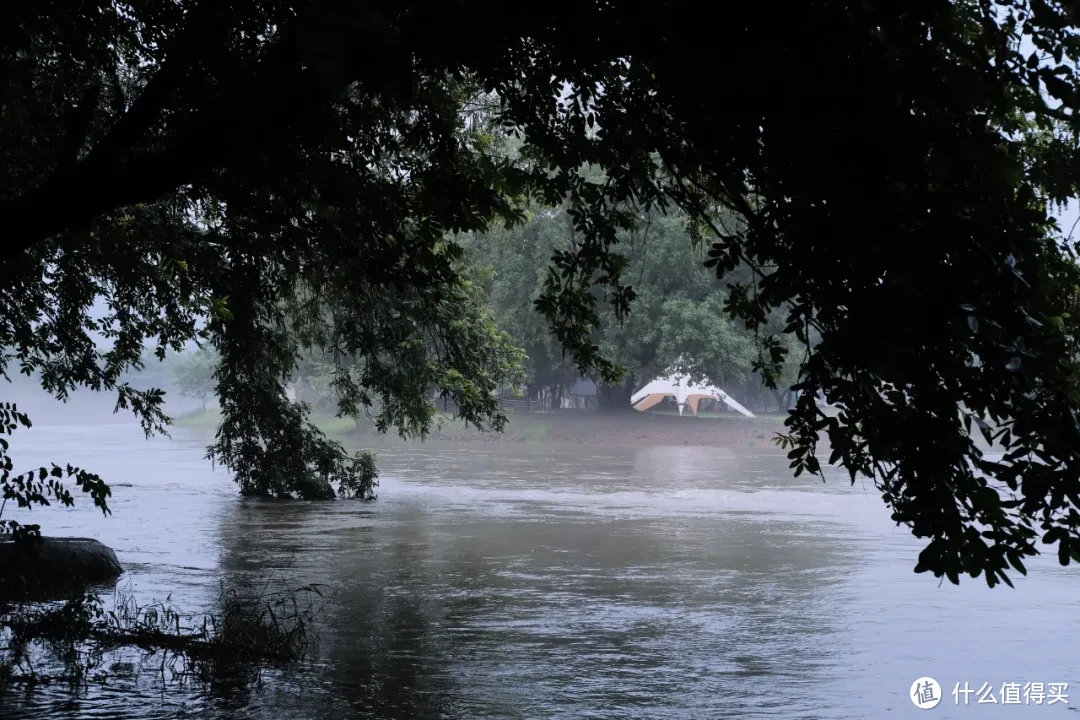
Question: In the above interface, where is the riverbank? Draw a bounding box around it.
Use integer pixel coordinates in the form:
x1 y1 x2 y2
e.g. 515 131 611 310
174 408 789 450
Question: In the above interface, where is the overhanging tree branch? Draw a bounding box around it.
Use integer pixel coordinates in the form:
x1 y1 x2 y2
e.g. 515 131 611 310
0 0 405 265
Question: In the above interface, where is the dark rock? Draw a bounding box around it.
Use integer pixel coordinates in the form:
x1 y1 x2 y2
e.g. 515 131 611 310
0 535 123 599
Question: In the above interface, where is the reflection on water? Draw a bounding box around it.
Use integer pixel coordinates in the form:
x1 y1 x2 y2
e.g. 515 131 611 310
2 426 1079 719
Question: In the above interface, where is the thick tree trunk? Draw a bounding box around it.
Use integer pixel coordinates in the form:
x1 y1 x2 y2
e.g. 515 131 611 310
771 388 793 412
598 379 635 413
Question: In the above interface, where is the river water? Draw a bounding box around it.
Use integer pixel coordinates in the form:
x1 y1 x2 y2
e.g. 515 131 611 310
1 419 1079 719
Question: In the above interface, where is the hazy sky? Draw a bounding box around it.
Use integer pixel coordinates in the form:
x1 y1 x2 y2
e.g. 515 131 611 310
1057 199 1080 243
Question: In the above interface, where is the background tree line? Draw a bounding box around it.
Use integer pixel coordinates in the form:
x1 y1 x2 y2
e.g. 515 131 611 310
273 202 805 416
460 206 803 413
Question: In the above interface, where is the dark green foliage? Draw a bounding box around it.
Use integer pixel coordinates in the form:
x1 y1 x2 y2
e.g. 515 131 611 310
291 473 337 502
339 451 379 500
452 1 1080 587
5 0 1080 587
1 3 524 508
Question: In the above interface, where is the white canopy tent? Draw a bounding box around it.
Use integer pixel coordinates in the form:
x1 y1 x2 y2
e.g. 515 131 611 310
631 374 755 418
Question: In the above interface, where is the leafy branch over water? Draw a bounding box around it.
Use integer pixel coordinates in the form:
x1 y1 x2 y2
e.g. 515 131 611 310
0 403 113 541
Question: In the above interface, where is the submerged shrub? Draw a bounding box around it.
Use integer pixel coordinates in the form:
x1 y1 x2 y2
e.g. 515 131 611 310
0 574 325 688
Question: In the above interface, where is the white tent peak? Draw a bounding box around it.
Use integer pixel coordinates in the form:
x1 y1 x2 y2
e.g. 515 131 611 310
631 374 755 418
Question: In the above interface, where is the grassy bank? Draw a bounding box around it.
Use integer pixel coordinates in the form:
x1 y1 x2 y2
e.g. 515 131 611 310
173 408 358 436
366 410 787 449
173 407 788 450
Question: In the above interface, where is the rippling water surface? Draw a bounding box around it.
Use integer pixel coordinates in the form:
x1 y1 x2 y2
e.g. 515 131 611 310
2 420 1078 719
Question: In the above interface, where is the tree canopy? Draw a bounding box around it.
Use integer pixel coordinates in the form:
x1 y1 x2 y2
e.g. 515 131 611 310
6 0 1080 586
465 206 780 410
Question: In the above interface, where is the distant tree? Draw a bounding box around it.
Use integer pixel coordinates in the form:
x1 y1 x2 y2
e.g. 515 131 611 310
172 348 217 410
290 352 339 414
471 208 761 410
465 209 582 405
654 297 757 390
